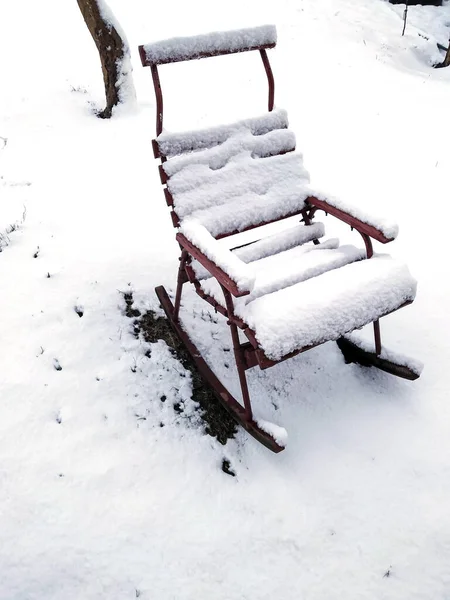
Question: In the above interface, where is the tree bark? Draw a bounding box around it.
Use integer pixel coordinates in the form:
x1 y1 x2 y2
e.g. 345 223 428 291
77 0 134 118
436 37 450 69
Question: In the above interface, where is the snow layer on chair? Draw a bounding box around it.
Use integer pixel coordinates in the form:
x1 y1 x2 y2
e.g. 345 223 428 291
242 256 417 360
200 239 361 305
234 222 325 263
142 24 277 65
244 242 365 302
180 221 255 293
171 153 309 219
256 420 288 447
343 331 424 376
170 150 306 196
156 108 288 157
311 188 399 240
189 184 311 237
190 223 325 280
163 129 296 177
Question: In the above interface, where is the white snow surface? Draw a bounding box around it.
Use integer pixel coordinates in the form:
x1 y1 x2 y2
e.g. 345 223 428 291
163 128 296 176
200 239 365 308
169 148 311 237
190 222 326 281
157 107 289 157
241 255 417 360
182 184 310 237
141 24 277 65
2 0 450 598
233 222 325 262
170 152 309 217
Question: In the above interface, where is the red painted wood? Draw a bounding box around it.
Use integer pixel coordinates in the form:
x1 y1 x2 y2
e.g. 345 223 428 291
306 196 394 244
164 188 174 207
138 42 276 67
336 334 420 380
176 233 250 298
150 65 164 136
158 164 168 184
170 211 180 228
151 139 160 159
259 49 275 111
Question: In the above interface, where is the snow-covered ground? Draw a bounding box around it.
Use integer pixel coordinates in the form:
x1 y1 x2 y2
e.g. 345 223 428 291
1 0 450 598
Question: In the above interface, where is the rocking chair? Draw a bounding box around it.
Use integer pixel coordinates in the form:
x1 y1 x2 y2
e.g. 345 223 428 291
139 25 420 452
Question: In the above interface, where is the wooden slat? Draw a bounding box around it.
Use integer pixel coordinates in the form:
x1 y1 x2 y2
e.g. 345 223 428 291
139 42 276 67
215 207 305 239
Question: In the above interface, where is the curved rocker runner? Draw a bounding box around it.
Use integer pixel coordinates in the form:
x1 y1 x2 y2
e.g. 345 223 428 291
139 25 421 453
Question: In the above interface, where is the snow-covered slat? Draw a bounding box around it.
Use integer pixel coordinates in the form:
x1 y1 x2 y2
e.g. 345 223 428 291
242 256 417 361
185 183 311 238
191 223 326 281
156 108 289 157
170 153 309 218
243 242 365 301
200 240 363 305
234 222 325 263
140 25 277 66
170 150 307 202
163 129 296 177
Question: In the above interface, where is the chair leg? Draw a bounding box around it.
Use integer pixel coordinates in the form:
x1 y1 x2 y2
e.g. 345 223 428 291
221 285 253 422
173 250 188 323
373 320 381 356
155 285 285 451
230 321 253 421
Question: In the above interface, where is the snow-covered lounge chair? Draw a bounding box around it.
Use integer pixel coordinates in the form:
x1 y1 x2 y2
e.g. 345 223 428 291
139 26 421 452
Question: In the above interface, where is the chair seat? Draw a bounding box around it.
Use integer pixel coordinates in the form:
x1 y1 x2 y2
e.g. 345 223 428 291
201 254 416 361
201 239 366 303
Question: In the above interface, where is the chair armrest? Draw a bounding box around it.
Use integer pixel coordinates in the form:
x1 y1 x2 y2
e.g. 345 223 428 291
177 222 255 297
306 195 398 244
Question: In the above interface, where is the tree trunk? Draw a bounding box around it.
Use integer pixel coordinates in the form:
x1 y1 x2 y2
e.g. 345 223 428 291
436 37 450 69
77 0 135 118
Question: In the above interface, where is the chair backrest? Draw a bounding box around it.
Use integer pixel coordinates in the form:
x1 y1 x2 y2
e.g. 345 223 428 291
153 112 308 237
139 25 277 137
139 26 311 240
